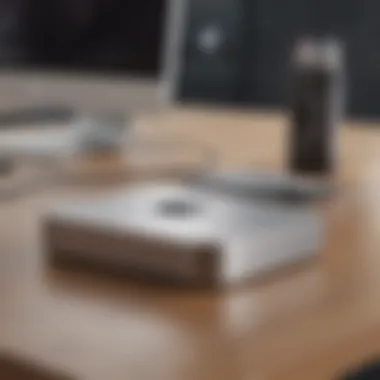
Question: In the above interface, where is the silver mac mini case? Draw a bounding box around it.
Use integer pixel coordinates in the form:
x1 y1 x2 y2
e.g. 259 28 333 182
44 183 324 286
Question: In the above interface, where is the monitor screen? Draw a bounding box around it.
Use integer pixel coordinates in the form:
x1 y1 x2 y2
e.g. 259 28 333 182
0 0 167 77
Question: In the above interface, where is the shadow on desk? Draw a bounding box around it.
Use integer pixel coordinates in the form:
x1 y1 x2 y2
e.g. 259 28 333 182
0 352 75 380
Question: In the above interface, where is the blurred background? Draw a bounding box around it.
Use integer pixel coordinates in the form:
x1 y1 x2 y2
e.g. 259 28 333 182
0 0 377 117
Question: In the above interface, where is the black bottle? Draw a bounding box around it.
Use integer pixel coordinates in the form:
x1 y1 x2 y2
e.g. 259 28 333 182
289 37 345 175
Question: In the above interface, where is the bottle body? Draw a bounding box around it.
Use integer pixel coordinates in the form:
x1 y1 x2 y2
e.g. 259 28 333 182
289 38 345 175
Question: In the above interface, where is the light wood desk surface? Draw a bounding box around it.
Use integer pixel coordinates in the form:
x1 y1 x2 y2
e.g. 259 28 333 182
1 108 380 380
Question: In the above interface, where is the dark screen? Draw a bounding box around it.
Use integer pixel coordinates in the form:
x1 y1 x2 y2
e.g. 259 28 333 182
0 0 166 76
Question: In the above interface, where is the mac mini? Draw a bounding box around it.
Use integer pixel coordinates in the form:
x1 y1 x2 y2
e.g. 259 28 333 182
44 183 324 286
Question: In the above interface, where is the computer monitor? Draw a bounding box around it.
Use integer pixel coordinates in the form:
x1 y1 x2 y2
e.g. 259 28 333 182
0 0 171 114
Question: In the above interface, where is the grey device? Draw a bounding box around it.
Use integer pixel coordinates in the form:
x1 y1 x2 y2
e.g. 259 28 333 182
44 183 324 287
289 37 345 174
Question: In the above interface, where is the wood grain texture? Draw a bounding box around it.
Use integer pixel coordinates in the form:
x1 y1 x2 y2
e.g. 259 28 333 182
1 107 380 380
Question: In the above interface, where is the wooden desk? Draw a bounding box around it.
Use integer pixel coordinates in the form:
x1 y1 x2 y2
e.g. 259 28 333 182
1 108 380 380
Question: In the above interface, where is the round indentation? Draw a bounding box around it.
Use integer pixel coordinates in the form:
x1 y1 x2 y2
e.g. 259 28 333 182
156 198 201 219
